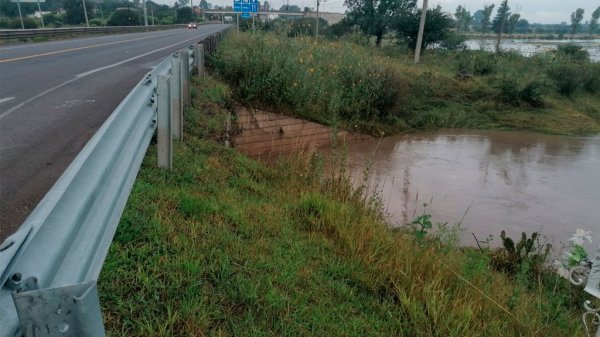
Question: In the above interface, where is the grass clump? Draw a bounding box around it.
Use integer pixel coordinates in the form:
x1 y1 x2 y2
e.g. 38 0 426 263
98 75 594 337
208 32 600 136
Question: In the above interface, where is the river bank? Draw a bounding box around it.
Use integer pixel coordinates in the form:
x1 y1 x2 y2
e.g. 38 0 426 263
209 32 600 137
97 75 591 336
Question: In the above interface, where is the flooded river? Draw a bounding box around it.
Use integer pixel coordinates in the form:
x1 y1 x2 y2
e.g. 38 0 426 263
343 130 600 247
464 38 600 62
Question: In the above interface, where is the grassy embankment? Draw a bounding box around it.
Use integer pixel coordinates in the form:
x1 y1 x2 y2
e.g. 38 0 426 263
98 74 593 336
209 32 600 136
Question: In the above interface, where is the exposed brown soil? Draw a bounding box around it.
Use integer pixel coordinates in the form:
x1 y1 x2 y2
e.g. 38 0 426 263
232 105 369 159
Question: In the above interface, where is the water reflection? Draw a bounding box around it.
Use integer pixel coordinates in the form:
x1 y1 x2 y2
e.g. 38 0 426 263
344 130 600 246
464 39 600 62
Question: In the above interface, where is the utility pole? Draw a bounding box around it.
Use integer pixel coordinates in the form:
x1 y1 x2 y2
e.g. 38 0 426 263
81 0 90 27
36 0 44 28
142 0 148 26
414 0 428 64
16 0 24 29
151 5 155 25
98 0 106 26
315 0 320 41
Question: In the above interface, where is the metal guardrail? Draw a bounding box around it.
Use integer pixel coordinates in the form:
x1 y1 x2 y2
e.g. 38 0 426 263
0 24 202 42
0 27 227 337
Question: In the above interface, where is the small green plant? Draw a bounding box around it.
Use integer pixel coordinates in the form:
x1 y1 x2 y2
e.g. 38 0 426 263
410 213 432 243
491 231 551 276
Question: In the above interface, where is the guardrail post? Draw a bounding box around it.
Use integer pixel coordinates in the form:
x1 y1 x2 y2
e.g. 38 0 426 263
170 58 183 141
13 281 106 337
180 50 190 108
157 75 172 169
195 44 205 79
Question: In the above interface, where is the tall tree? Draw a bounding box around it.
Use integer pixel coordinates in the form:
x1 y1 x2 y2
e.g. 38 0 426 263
454 5 471 33
344 0 416 47
62 0 94 24
515 18 529 34
589 6 600 36
570 8 584 38
507 13 520 36
176 6 193 22
481 4 494 36
279 4 301 12
394 5 453 51
492 0 510 34
199 0 209 9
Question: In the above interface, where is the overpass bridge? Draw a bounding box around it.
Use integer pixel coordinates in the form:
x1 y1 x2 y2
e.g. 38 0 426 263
203 10 345 24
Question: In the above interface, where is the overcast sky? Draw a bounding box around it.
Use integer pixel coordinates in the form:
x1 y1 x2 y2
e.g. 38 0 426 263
174 0 599 24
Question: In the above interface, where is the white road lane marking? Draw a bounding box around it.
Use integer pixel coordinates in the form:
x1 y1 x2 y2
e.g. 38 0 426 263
0 97 15 104
0 26 225 121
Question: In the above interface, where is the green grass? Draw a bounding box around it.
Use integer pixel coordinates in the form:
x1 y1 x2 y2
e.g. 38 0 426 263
208 32 600 136
97 75 595 337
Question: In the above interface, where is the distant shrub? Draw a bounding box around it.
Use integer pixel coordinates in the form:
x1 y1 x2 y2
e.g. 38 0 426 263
159 15 175 25
0 17 9 28
9 18 38 29
287 17 328 37
555 44 589 62
495 73 545 107
89 18 104 26
43 13 61 25
108 9 140 26
457 52 497 75
326 20 352 38
438 32 466 51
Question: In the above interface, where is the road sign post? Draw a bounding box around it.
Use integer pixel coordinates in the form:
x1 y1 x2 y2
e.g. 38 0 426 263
233 0 258 26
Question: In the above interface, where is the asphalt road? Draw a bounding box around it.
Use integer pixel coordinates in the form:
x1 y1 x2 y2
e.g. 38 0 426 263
0 25 229 242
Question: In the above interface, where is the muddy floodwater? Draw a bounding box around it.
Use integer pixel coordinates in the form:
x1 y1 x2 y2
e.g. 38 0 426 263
464 39 600 62
343 130 600 247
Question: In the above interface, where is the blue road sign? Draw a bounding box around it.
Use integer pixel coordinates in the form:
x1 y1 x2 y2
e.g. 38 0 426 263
241 12 251 18
234 0 258 13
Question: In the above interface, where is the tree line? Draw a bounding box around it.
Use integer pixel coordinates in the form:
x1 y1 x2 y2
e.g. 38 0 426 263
336 0 600 50
0 0 215 28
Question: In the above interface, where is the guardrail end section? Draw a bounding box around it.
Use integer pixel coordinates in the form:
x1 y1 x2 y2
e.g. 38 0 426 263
12 281 106 337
